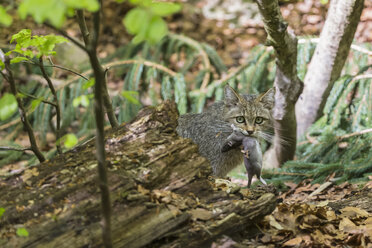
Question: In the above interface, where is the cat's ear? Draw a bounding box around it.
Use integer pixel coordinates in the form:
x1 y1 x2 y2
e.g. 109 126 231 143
257 87 275 108
224 84 242 106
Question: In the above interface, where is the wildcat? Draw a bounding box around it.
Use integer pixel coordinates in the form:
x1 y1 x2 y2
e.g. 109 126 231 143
176 84 275 176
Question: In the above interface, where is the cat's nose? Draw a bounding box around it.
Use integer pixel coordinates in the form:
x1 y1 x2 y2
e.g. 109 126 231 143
247 130 254 135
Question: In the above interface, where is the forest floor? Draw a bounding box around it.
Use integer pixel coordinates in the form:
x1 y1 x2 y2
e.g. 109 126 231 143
1 0 371 247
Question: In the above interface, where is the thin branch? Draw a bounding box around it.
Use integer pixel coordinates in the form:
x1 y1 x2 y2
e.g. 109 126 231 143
0 70 9 81
105 59 177 77
44 22 88 53
18 89 56 107
39 56 62 154
169 33 211 92
47 63 89 80
298 38 372 56
46 58 89 80
76 9 119 129
0 146 32 152
76 6 113 248
76 10 90 47
4 58 45 163
22 60 88 81
339 128 372 140
298 128 372 146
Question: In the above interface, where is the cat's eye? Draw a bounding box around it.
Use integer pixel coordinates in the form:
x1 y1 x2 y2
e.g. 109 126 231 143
236 116 245 123
255 117 264 124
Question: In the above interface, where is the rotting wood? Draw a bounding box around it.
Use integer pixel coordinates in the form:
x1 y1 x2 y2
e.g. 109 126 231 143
0 101 277 248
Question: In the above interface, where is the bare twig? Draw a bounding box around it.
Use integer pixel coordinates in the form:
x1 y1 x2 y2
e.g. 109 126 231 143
76 8 113 248
18 90 56 107
298 127 372 146
76 9 119 129
23 60 89 81
339 128 372 140
0 146 32 152
307 181 333 199
105 59 177 77
47 58 89 80
3 58 45 162
298 38 372 56
39 56 62 154
44 22 88 53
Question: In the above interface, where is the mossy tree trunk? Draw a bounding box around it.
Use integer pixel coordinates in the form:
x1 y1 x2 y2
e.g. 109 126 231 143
0 102 276 248
255 0 303 168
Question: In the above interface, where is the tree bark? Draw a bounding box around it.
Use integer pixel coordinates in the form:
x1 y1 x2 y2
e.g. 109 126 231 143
255 0 303 168
295 0 364 137
0 101 277 248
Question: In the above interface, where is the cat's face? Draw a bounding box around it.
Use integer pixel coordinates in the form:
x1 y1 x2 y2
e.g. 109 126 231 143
222 85 275 137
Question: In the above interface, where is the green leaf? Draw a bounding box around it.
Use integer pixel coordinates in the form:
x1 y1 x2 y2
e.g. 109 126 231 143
18 0 99 28
0 207 5 218
82 79 95 90
18 0 66 27
10 29 31 45
129 0 152 5
0 93 18 121
73 95 90 108
147 16 168 44
0 59 4 70
34 34 68 57
122 91 140 105
149 2 181 17
320 0 329 4
0 6 12 27
10 30 67 59
63 0 99 12
16 93 27 99
16 227 29 237
64 134 78 148
123 8 149 35
31 99 42 111
10 57 29 64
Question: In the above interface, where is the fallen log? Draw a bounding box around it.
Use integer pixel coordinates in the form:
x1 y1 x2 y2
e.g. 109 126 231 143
0 101 277 247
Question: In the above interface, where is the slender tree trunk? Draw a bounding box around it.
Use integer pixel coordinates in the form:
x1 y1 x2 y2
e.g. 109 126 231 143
296 0 364 137
76 8 113 247
255 0 303 168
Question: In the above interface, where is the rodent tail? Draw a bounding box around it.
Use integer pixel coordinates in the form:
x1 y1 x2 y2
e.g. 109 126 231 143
260 177 267 185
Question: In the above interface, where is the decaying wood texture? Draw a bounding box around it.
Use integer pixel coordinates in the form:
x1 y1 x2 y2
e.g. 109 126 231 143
0 101 276 248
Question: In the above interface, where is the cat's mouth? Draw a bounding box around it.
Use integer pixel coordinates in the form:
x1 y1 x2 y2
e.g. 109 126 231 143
230 124 256 137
